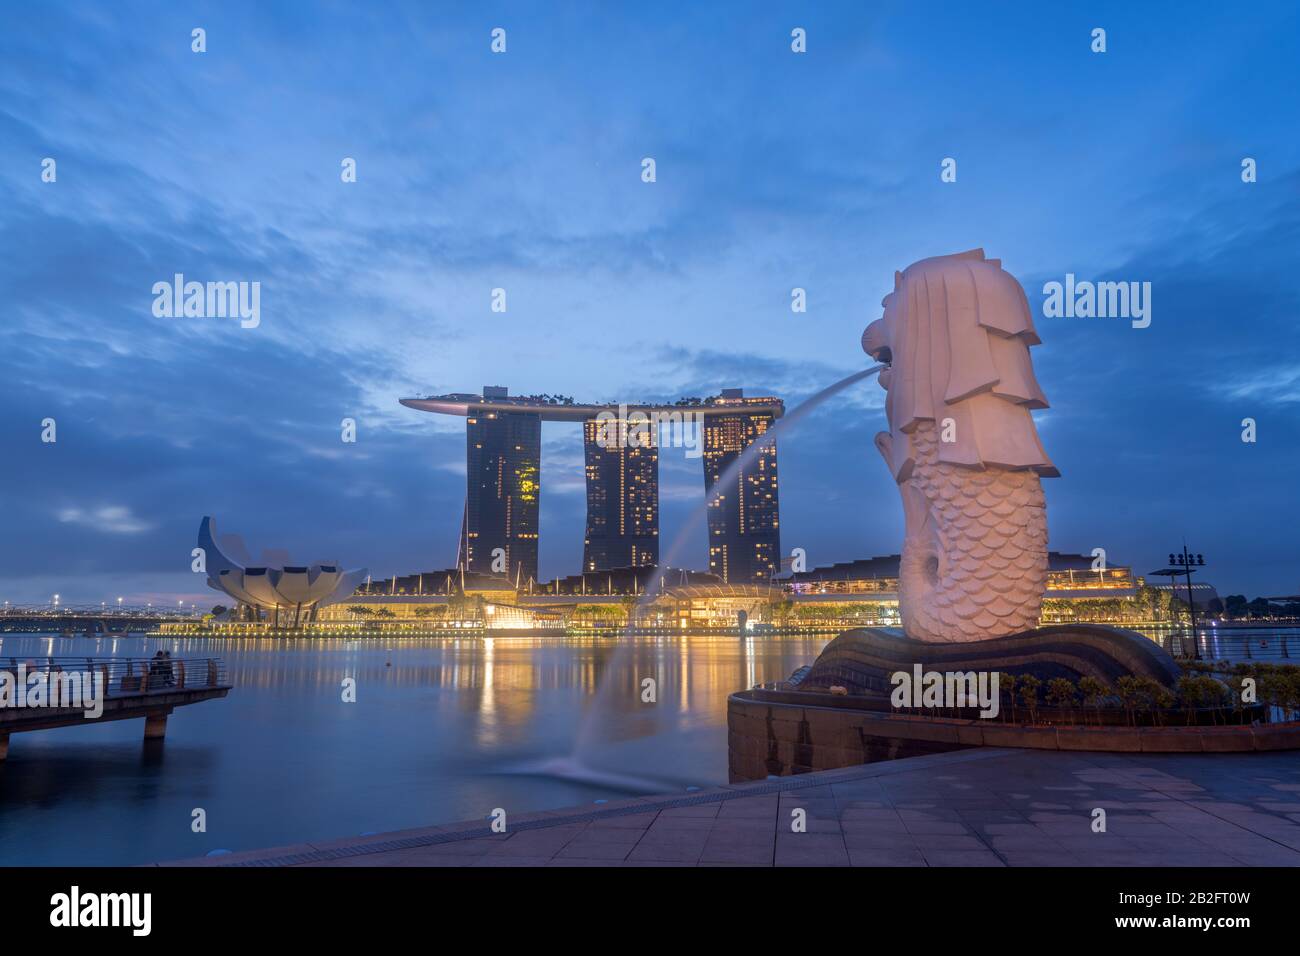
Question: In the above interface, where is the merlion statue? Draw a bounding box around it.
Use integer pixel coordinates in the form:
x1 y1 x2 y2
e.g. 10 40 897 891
861 249 1058 643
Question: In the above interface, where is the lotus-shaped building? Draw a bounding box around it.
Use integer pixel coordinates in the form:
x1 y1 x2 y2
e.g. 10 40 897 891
198 517 368 625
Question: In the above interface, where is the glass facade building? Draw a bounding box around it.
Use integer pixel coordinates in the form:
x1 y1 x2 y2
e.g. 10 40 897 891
582 417 659 572
702 390 781 583
460 407 541 585
401 386 783 586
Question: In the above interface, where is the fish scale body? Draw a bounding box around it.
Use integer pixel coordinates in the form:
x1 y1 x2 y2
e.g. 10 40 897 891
899 422 1047 642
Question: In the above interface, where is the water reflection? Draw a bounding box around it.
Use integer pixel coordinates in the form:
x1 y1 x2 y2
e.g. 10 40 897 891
1135 625 1300 663
6 626 1294 865
0 631 826 865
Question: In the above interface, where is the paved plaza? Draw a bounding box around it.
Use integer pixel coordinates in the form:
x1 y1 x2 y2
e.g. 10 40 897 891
161 749 1300 867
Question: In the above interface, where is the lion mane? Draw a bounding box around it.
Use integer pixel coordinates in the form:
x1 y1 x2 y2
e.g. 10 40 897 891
863 248 1058 481
862 249 1059 642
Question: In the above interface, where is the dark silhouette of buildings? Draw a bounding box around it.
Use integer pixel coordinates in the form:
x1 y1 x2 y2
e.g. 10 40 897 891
459 389 541 585
702 389 781 583
401 386 784 584
582 417 659 572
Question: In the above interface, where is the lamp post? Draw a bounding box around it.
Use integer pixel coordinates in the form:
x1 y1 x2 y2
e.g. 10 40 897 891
1149 546 1205 660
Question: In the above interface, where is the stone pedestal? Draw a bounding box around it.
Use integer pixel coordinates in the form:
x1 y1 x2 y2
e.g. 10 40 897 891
797 624 1183 694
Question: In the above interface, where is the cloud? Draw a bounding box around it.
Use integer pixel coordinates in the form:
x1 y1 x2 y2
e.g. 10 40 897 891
2 3 1298 600
1223 365 1300 405
56 505 153 534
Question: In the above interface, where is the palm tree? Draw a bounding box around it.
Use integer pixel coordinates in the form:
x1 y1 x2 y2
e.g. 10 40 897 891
619 594 639 628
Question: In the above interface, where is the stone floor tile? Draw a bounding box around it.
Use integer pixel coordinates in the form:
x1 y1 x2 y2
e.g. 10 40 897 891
627 842 705 864
847 847 928 867
922 850 1006 867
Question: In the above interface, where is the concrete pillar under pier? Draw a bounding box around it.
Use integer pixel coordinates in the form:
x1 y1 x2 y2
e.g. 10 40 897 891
143 712 171 740
0 733 8 761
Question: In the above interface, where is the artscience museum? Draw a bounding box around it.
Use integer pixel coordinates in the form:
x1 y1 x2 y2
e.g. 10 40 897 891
197 516 368 625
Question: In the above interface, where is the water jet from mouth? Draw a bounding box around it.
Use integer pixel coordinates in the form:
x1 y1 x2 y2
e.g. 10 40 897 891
569 364 887 765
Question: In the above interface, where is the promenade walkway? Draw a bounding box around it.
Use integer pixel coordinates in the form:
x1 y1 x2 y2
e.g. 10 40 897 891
161 748 1300 867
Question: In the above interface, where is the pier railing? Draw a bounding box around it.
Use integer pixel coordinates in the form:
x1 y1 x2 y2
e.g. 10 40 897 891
2 656 230 699
1153 630 1297 663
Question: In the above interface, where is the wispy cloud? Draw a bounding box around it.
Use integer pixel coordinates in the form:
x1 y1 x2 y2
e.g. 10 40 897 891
1 2 1298 599
57 505 153 534
1223 364 1300 405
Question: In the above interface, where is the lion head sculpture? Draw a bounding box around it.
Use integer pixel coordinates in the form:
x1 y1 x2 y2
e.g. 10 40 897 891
861 249 1058 642
862 249 1058 481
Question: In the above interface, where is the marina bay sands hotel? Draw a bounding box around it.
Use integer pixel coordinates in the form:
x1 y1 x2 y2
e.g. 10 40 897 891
400 386 783 586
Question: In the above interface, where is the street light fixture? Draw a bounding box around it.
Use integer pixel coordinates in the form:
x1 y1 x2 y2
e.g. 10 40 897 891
1149 545 1206 660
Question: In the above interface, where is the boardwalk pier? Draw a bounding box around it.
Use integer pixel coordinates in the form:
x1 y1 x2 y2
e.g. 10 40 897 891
0 656 231 759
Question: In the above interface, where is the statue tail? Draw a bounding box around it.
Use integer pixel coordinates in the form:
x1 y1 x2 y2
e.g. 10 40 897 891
899 424 1048 642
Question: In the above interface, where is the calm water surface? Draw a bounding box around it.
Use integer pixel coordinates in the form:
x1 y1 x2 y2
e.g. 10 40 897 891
0 631 827 865
1135 625 1300 664
4 626 1296 865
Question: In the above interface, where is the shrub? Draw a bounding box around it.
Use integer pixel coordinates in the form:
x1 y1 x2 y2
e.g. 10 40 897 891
1045 678 1078 721
1078 676 1109 726
1115 676 1145 726
1196 676 1230 724
1286 672 1300 721
1140 677 1176 725
999 672 1017 723
1258 673 1293 719
1176 674 1202 725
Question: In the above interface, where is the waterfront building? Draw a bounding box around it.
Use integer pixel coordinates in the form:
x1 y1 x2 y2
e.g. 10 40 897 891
357 567 514 597
318 571 767 632
460 388 541 584
582 416 658 572
307 550 1193 633
196 516 368 626
702 389 782 584
544 565 721 596
1146 581 1222 611
400 386 784 583
780 552 1205 626
316 592 560 630
783 553 1140 598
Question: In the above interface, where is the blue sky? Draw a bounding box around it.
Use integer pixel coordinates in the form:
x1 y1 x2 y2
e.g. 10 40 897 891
2 1 1298 604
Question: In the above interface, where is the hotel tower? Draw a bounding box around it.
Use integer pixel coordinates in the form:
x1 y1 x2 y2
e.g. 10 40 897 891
400 386 783 584
701 389 781 583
